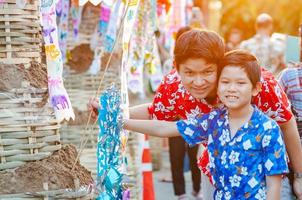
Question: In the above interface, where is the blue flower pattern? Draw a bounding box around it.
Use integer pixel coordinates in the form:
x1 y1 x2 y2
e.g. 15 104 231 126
176 107 288 200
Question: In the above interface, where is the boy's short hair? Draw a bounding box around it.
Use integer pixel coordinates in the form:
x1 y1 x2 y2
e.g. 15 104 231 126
219 50 261 87
173 29 225 70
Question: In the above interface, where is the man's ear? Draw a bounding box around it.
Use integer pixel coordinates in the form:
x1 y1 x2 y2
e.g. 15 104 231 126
252 82 262 96
173 60 177 70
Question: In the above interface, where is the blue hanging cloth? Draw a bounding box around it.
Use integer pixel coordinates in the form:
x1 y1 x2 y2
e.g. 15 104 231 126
96 85 123 200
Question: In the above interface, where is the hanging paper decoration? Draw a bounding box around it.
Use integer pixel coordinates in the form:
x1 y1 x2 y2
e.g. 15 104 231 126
104 0 122 52
144 0 163 92
97 86 123 200
57 0 69 62
79 0 102 6
127 0 162 94
41 0 75 122
120 0 141 173
126 0 148 96
98 3 111 40
71 0 83 40
56 0 63 17
157 0 171 15
165 0 186 52
87 2 111 74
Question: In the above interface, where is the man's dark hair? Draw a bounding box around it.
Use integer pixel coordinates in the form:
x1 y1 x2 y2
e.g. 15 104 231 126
173 29 225 70
175 26 192 41
219 50 261 87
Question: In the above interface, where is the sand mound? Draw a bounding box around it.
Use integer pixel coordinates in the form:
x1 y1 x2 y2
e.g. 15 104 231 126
0 144 93 194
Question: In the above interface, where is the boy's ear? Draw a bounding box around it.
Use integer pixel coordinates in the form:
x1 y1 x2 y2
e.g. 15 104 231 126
252 82 262 96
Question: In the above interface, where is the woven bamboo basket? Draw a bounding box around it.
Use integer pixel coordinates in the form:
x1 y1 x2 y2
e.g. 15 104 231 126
0 82 61 170
0 0 42 66
0 182 94 200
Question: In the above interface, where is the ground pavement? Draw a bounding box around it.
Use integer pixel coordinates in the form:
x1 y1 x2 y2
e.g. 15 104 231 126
153 150 197 200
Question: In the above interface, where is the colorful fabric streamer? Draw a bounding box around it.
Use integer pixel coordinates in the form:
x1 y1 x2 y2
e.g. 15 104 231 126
70 0 83 41
127 0 162 94
57 0 69 62
97 86 123 200
104 0 122 52
40 0 75 122
120 0 140 174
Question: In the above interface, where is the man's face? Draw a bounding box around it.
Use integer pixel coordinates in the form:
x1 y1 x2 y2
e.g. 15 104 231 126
177 58 218 100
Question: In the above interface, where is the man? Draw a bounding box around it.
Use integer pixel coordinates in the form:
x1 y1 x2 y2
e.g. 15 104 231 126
90 29 302 200
240 13 277 73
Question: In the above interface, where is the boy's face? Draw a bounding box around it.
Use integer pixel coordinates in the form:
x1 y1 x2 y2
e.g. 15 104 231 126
177 58 218 100
217 65 259 110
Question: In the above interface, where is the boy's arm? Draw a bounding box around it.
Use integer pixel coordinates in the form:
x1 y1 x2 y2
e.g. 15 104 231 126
266 175 282 200
262 120 288 199
124 119 179 137
129 103 151 120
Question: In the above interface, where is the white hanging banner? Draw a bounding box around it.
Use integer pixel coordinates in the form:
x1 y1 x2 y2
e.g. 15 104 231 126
104 0 122 52
57 0 69 63
120 0 140 172
40 0 75 122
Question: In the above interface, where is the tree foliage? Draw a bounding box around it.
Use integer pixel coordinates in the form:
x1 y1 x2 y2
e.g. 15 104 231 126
220 0 302 40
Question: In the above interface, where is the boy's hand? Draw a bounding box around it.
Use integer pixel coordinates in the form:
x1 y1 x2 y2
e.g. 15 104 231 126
87 97 100 119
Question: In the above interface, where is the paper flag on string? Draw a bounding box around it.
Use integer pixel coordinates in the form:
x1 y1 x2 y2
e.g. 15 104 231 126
79 0 102 6
41 0 75 122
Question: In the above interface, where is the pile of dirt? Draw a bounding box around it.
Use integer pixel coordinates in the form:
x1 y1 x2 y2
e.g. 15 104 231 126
68 108 93 125
101 52 122 71
0 62 48 91
24 62 48 89
0 144 93 194
67 44 94 73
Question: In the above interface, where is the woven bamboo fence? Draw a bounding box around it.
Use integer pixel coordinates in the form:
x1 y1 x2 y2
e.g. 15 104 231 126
0 82 60 170
0 0 42 66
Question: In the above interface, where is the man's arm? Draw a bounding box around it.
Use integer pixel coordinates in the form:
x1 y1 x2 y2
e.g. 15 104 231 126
279 118 302 199
129 103 151 120
266 175 282 200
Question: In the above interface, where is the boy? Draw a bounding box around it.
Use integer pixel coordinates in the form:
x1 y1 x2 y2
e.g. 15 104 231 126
124 50 289 199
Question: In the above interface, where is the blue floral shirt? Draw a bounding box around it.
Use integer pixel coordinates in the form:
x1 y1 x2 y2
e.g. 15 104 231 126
176 107 288 200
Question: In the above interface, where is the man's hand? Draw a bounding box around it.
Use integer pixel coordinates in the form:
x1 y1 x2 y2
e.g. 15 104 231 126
294 177 302 200
87 97 100 119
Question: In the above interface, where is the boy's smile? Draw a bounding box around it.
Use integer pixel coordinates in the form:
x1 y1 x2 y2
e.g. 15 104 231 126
218 66 259 111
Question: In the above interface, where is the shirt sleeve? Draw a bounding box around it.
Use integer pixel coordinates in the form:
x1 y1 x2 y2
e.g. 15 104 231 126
253 68 293 124
262 120 289 176
176 110 219 146
148 71 179 121
278 70 289 94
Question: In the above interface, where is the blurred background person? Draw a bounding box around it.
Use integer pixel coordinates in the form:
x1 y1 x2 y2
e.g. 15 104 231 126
225 27 243 51
279 62 302 200
240 13 276 72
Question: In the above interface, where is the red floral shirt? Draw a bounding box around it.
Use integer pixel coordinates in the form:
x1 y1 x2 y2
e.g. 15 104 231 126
148 68 292 177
